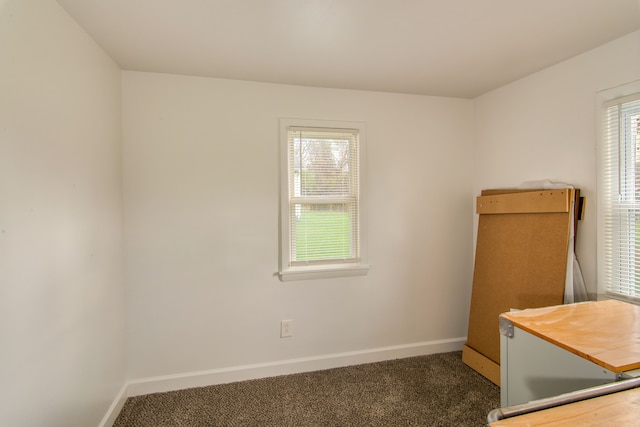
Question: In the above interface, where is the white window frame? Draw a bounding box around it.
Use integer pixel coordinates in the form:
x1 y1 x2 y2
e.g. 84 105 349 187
597 80 640 303
279 118 368 281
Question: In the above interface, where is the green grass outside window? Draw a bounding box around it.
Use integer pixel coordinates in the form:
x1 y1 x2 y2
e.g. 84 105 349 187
295 211 352 261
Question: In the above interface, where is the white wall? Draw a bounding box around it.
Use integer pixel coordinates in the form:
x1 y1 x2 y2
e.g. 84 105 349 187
474 30 640 298
0 1 125 426
123 71 475 380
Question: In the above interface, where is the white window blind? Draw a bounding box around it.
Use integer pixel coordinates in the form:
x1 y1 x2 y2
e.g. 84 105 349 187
288 127 359 264
279 119 368 281
601 92 640 301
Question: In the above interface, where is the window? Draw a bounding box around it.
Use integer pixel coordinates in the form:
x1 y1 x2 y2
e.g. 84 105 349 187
279 119 368 281
598 84 640 302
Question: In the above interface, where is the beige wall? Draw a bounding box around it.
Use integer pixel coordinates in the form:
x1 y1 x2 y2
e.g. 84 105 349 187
122 71 475 380
474 30 640 298
0 0 124 425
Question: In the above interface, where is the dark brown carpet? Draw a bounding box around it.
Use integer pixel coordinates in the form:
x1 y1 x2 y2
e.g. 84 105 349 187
114 351 499 426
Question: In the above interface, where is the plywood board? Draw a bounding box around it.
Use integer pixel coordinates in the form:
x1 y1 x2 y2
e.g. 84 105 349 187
477 189 570 214
462 344 500 385
490 387 640 426
501 300 640 373
464 188 576 383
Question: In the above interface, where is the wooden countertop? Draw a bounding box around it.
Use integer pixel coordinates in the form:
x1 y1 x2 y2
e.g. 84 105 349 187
500 300 640 373
490 387 640 426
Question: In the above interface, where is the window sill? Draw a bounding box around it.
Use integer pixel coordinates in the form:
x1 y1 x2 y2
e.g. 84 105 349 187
599 292 640 306
278 264 369 282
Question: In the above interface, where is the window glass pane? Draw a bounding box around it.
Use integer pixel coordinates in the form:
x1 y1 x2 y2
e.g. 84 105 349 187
291 131 356 197
288 128 359 265
291 203 354 262
603 95 640 300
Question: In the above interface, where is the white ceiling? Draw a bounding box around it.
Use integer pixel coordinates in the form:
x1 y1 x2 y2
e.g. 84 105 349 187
56 0 640 98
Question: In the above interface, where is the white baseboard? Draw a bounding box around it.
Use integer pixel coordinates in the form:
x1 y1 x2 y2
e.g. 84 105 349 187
98 383 128 427
101 337 465 425
126 337 465 397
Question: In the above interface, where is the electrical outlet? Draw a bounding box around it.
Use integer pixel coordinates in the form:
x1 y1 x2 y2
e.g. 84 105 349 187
280 319 293 338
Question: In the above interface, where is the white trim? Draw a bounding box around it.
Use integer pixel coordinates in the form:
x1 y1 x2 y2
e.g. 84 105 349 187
125 338 465 397
597 292 640 306
100 338 466 422
97 383 128 427
279 118 368 281
602 91 640 108
596 79 640 297
279 263 370 281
